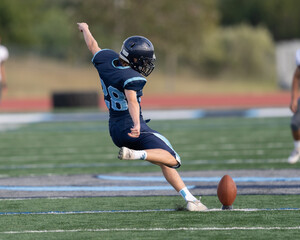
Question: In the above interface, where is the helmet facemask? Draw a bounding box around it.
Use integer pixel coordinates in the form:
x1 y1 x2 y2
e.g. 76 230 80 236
131 56 156 77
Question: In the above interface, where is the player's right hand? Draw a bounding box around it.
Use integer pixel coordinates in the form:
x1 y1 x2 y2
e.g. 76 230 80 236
128 125 140 138
77 22 89 32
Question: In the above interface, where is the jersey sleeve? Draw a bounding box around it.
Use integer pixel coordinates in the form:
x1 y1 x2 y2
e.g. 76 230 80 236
296 49 300 66
92 49 114 65
123 77 147 91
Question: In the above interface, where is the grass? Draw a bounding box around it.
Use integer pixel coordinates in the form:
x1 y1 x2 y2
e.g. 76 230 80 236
0 116 299 239
0 196 299 239
0 117 297 178
4 55 279 100
1 195 299 214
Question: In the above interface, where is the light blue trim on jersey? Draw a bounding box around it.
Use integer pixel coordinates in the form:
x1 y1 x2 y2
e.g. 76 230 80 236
123 77 147 88
112 58 131 69
91 49 110 63
153 132 181 162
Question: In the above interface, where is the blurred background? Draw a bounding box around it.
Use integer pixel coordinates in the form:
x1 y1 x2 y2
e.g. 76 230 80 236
0 0 300 110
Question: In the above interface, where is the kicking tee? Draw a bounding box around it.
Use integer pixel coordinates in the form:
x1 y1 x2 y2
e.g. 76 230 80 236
92 49 146 119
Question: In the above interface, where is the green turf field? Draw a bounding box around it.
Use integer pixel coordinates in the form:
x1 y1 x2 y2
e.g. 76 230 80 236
0 196 299 239
0 116 299 239
0 117 297 177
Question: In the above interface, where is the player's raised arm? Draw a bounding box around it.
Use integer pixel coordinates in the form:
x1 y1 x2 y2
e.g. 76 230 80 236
77 22 101 55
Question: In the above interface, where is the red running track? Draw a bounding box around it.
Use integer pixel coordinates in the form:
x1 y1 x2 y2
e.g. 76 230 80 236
0 92 291 112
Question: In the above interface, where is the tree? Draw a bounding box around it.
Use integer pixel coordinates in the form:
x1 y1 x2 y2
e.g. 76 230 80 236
218 0 300 40
0 0 41 45
125 0 219 76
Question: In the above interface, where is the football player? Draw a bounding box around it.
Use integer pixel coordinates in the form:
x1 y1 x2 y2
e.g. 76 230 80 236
288 49 300 164
77 22 207 211
0 36 9 102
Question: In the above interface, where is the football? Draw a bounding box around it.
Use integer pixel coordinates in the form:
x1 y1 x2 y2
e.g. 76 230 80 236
217 175 237 210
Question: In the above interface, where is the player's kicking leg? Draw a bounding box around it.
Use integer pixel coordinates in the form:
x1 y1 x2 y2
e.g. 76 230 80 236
160 164 208 211
118 146 208 211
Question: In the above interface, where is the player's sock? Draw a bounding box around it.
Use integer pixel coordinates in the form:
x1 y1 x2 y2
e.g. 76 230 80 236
179 187 197 202
133 150 147 160
294 140 300 150
118 147 147 160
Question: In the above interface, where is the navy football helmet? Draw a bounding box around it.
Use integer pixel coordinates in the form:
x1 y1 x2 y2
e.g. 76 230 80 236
119 36 156 77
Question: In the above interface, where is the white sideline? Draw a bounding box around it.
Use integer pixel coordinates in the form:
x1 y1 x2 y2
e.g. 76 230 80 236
0 107 292 124
0 208 299 215
2 226 300 234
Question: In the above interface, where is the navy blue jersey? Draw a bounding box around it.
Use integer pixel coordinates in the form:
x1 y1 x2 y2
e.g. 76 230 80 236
92 49 147 119
92 49 181 169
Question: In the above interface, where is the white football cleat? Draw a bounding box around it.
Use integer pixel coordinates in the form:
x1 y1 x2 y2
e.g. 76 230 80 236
288 149 300 164
186 198 208 211
118 147 135 160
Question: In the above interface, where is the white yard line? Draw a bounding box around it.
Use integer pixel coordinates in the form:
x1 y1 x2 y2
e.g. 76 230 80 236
0 208 299 216
1 226 300 234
